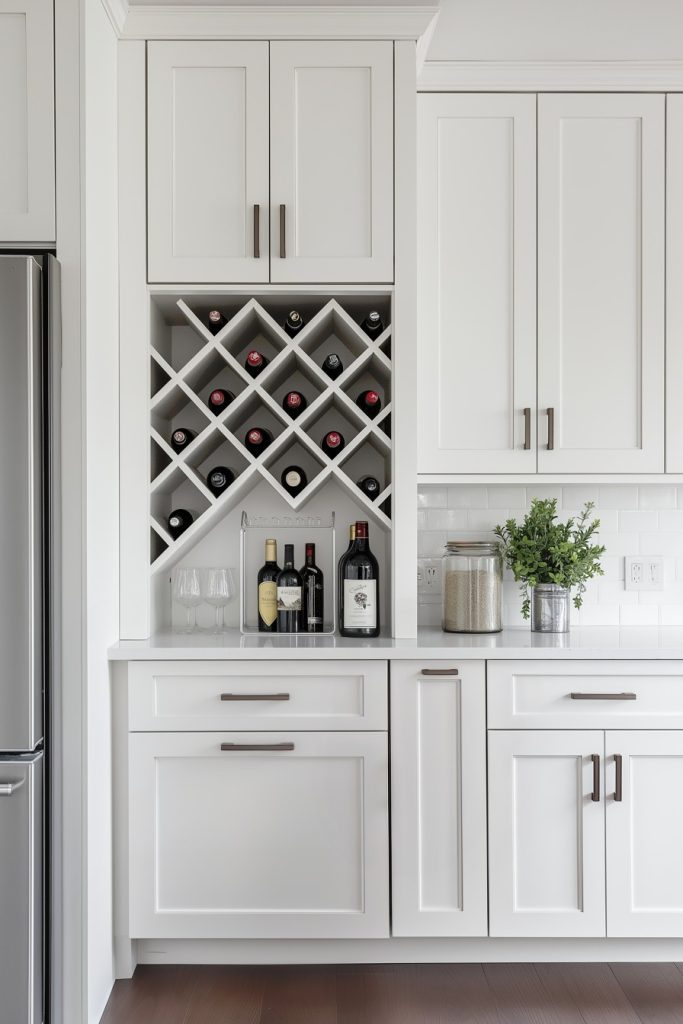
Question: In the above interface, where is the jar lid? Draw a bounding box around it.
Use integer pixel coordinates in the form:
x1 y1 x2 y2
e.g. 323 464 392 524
444 540 501 554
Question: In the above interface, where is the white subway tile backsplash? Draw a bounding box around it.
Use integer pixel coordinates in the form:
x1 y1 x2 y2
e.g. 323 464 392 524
594 532 640 557
640 533 683 556
487 486 527 509
658 510 683 530
418 531 447 557
425 508 468 531
561 485 600 507
446 485 488 508
619 510 659 532
639 486 677 509
418 487 448 508
598 485 639 509
620 605 659 626
597 581 638 606
467 509 507 532
579 605 620 626
525 485 564 503
661 606 683 626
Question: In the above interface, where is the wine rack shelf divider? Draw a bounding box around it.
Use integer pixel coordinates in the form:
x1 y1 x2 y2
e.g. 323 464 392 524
148 294 393 573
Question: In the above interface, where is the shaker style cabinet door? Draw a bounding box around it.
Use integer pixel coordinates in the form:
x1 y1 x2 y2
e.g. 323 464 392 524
0 0 55 242
129 731 389 939
269 41 393 283
537 94 665 472
417 95 537 474
147 42 269 283
606 731 683 937
488 730 606 938
390 661 488 936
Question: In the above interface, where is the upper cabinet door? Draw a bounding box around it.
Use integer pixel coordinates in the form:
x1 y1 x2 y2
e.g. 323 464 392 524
269 42 393 283
417 95 537 474
0 0 54 242
538 94 665 473
147 42 269 284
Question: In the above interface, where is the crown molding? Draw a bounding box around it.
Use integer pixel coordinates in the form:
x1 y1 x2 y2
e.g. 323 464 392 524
111 3 438 42
418 59 683 92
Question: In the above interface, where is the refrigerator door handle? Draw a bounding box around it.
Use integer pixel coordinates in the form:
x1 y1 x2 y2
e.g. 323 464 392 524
0 778 26 796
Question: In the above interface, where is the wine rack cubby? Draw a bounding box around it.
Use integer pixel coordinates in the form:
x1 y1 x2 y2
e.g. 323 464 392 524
148 292 393 571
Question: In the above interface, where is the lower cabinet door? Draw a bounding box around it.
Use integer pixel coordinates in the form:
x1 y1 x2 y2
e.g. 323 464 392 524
390 661 488 936
607 730 683 937
129 731 389 938
488 730 606 937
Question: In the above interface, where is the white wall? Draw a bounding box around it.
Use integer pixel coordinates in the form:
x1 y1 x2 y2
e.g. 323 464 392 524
428 0 683 61
84 0 119 1018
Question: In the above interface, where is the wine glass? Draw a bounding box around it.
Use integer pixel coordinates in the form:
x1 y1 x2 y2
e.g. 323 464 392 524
203 568 237 633
172 567 202 632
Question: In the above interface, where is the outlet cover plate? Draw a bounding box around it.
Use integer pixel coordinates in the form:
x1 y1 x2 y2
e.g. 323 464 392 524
625 555 664 591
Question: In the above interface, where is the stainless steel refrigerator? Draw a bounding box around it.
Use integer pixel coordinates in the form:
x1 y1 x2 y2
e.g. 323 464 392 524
0 254 56 1024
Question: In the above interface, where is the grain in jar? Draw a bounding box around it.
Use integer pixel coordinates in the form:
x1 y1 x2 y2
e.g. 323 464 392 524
441 541 503 633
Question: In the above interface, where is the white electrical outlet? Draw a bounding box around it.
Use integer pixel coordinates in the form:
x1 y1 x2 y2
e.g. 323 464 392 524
418 558 442 595
624 556 664 591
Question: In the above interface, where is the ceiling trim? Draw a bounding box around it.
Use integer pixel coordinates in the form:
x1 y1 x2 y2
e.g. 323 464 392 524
111 3 439 42
418 59 683 91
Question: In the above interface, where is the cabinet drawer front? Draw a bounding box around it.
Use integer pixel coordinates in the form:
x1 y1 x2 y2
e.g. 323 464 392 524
129 731 389 938
488 660 683 729
128 660 387 731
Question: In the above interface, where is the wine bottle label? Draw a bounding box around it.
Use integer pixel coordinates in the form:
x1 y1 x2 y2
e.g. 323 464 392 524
343 580 377 628
277 586 302 612
258 581 278 626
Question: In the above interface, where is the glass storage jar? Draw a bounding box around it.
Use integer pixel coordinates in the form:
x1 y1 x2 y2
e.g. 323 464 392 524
441 541 503 633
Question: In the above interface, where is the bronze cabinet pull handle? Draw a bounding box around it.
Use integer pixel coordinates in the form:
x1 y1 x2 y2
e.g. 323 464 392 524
591 753 600 802
547 407 555 450
421 668 459 676
220 693 290 702
220 742 294 752
253 204 260 259
279 204 286 258
523 407 531 450
614 754 623 802
570 692 637 701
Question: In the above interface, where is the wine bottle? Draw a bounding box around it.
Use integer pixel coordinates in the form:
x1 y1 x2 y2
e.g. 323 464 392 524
206 465 235 497
321 430 345 458
207 310 228 335
207 388 234 414
281 465 308 498
244 427 272 457
356 389 382 419
276 544 302 633
284 310 304 338
245 350 269 378
357 475 381 500
321 353 343 380
282 390 307 419
167 508 193 539
170 427 195 453
339 521 379 638
361 311 384 340
301 543 324 633
257 538 280 633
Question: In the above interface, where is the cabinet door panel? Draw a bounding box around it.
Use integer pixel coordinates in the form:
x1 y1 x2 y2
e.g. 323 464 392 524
270 41 393 283
0 0 54 241
417 95 536 473
538 94 664 472
488 730 606 937
607 731 683 937
666 96 683 470
391 661 487 936
129 731 389 938
147 42 269 283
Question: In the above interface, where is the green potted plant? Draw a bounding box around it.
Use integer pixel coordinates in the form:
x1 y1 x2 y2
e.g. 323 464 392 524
493 498 606 632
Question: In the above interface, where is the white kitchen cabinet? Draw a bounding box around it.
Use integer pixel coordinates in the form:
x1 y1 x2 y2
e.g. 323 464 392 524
270 41 393 283
488 730 606 938
147 42 270 284
0 0 54 242
390 661 488 936
606 731 683 938
537 94 665 473
129 730 389 939
417 94 537 474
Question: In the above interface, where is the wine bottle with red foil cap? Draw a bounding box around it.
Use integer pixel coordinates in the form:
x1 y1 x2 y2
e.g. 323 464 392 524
170 427 195 454
244 350 269 378
361 311 384 340
207 310 228 335
167 508 193 539
281 465 308 498
284 310 304 338
357 475 381 500
207 388 234 414
244 427 272 457
339 520 379 638
301 542 324 633
356 389 382 419
321 430 345 458
206 466 235 497
321 353 343 380
282 390 307 419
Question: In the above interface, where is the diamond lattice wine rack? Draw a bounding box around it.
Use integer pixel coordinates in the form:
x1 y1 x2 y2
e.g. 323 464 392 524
149 293 393 570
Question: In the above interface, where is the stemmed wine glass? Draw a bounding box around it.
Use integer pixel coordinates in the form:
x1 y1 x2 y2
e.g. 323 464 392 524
172 567 202 632
203 568 236 633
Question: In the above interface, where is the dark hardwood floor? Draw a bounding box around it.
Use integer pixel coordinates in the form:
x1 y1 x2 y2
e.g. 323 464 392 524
100 963 683 1024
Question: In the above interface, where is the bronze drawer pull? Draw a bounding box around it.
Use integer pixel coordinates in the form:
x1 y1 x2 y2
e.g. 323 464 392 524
614 754 623 802
547 407 555 450
591 753 600 802
220 693 290 702
570 692 637 701
523 407 531 450
221 742 294 752
253 204 260 259
421 668 459 676
279 204 286 258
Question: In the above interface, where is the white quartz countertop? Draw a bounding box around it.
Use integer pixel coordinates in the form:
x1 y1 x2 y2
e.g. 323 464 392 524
108 626 683 661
